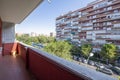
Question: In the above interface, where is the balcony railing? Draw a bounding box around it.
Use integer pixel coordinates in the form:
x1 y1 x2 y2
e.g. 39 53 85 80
17 42 90 80
1 42 117 80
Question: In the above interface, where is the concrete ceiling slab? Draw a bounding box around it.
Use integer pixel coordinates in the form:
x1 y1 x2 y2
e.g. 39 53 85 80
0 0 43 24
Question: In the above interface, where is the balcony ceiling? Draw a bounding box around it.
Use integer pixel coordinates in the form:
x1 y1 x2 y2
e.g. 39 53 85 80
0 0 43 24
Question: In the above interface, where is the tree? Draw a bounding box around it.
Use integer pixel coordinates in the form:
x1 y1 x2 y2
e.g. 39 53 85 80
71 46 81 56
16 34 39 45
81 44 92 58
44 41 72 60
47 36 55 43
16 34 55 45
37 35 55 44
100 44 118 62
37 35 48 44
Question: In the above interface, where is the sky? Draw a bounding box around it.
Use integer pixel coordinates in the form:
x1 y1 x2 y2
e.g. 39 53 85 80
15 0 95 35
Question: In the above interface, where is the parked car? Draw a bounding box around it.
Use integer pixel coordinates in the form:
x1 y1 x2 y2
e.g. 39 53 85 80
111 66 120 75
104 64 113 69
95 62 104 68
82 58 87 64
98 68 113 75
88 60 95 66
73 56 79 61
78 57 82 62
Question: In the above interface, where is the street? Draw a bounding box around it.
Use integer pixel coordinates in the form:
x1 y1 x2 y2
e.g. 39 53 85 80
72 60 119 79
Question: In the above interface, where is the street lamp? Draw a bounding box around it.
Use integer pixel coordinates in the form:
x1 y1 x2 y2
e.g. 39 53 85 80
87 52 94 63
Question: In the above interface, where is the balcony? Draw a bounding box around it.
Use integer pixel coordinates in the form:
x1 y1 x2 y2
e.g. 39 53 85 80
86 3 120 17
0 42 117 80
71 26 78 29
0 0 118 80
93 17 120 23
79 17 88 21
113 0 120 4
0 54 32 80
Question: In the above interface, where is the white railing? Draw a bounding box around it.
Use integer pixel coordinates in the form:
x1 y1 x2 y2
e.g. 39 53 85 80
114 23 120 28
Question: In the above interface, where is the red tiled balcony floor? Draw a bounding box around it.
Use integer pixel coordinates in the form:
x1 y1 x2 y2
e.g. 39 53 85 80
0 54 33 80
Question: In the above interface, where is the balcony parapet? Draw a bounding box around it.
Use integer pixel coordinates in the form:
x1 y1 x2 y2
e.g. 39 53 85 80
17 42 117 80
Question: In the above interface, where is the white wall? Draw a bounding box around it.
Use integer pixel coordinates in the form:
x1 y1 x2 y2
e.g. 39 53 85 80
86 34 92 39
93 30 106 34
93 40 106 44
106 35 120 39
82 27 93 30
2 22 15 43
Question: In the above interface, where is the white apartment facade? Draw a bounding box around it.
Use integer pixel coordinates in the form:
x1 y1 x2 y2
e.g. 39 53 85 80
56 0 120 48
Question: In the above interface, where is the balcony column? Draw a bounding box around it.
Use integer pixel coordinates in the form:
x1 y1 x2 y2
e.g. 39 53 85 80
2 22 16 55
0 18 2 55
0 18 2 47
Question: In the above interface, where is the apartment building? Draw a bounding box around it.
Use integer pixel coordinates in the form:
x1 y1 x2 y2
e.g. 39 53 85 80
56 0 120 48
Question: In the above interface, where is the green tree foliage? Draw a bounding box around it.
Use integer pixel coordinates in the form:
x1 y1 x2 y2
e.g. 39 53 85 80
44 41 72 60
81 44 92 58
16 34 39 45
47 36 55 43
16 34 55 45
37 35 48 44
71 46 81 56
101 44 118 61
37 35 55 44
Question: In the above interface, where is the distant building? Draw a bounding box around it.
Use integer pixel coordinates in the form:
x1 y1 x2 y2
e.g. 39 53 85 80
56 0 120 48
16 33 23 36
50 32 53 37
49 32 56 37
16 33 30 37
30 32 38 37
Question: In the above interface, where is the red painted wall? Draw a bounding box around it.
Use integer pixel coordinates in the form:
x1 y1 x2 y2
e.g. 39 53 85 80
17 43 27 62
17 43 86 80
28 49 85 80
3 43 17 55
